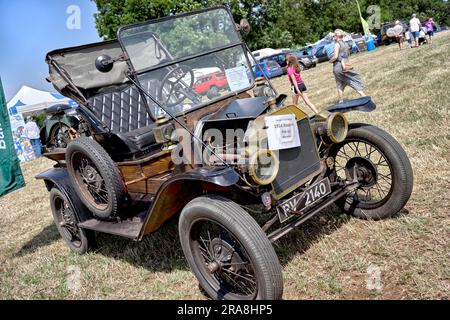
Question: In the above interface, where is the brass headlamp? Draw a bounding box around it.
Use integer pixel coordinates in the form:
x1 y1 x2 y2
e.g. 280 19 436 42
314 111 349 144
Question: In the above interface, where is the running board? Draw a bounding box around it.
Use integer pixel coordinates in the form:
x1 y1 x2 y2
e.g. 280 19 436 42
78 218 144 240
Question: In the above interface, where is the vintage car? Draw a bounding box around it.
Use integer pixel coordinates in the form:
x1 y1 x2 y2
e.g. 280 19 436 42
38 6 413 300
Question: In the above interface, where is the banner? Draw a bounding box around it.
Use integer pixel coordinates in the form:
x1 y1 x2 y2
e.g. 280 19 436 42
0 77 25 197
356 0 370 35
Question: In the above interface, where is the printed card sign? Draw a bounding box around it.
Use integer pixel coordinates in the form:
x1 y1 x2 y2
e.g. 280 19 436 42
225 66 250 92
265 114 300 150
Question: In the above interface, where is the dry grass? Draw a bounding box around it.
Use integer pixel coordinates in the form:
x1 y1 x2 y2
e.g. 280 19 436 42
1 32 450 300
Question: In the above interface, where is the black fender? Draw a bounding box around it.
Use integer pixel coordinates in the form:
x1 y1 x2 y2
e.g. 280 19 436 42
36 168 91 223
139 166 255 238
326 96 376 113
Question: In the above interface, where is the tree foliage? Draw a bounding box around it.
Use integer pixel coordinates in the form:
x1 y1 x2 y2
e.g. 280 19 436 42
93 0 450 50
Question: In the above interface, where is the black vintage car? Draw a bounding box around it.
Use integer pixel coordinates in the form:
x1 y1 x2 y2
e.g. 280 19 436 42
38 6 413 300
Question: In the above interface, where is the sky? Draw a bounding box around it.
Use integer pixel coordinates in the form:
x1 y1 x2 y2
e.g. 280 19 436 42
0 0 102 101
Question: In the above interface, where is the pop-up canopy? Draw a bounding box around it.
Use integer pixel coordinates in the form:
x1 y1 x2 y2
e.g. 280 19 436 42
7 85 71 115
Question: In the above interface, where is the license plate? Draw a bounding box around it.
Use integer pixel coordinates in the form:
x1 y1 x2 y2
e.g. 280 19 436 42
277 178 332 223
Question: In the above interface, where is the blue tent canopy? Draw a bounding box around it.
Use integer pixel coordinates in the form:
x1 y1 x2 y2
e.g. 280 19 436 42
8 100 26 115
13 100 26 107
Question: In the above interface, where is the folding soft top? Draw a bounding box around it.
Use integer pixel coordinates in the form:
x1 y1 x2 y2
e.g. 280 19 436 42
46 39 129 99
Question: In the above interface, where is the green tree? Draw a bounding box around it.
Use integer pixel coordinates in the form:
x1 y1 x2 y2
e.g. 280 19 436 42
93 0 450 50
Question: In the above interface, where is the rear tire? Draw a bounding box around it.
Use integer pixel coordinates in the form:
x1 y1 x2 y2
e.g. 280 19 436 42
329 124 413 220
179 195 283 300
50 188 94 254
66 137 127 220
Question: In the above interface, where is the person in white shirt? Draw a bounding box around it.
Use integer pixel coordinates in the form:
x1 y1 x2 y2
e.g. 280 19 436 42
393 21 405 50
409 14 422 47
24 116 42 157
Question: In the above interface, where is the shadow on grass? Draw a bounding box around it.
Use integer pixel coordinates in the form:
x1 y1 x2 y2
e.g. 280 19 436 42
13 223 61 257
12 216 187 273
93 216 189 273
13 205 411 274
273 206 352 266
274 205 411 266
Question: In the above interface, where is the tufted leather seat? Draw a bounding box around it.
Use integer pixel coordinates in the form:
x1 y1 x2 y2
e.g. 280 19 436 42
88 78 160 151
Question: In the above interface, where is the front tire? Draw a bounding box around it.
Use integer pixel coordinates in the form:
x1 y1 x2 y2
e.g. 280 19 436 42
179 195 283 300
329 124 413 220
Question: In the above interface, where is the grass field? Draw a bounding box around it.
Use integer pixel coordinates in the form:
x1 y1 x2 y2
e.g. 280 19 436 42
1 32 449 300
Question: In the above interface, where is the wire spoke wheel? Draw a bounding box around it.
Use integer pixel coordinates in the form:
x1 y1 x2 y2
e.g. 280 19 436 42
328 124 413 220
50 123 70 148
66 137 127 220
50 188 94 254
71 151 109 211
53 195 82 248
334 140 393 208
191 219 257 299
179 195 283 300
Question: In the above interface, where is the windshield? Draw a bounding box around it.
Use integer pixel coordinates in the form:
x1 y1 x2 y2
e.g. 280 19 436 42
118 7 254 119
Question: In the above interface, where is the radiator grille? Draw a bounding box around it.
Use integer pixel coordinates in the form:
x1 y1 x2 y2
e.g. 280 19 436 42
271 118 321 199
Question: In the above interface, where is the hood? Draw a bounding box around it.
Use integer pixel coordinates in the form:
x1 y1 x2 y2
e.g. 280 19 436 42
205 97 270 122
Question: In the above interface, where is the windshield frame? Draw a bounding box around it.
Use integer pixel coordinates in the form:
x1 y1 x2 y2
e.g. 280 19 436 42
116 6 256 119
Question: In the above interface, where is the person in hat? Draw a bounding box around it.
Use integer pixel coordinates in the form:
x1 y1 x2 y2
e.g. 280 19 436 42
409 14 422 47
329 29 366 103
393 20 405 50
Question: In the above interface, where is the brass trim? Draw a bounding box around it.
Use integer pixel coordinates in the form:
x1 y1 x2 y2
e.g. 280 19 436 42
271 167 323 201
249 149 280 186
327 112 349 144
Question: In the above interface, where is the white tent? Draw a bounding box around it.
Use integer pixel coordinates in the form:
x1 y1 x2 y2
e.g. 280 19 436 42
7 85 71 115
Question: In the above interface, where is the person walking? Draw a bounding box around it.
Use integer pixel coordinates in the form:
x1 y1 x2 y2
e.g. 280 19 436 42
393 20 405 50
424 17 436 44
286 54 319 113
409 14 422 47
24 116 42 157
329 29 366 103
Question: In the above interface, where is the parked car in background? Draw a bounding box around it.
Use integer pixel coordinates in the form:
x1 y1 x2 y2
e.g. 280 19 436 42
252 48 281 60
286 50 318 69
193 71 228 96
312 46 331 63
251 60 283 78
260 51 317 73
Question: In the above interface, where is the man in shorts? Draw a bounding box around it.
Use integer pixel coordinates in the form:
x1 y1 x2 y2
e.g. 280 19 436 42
409 14 422 47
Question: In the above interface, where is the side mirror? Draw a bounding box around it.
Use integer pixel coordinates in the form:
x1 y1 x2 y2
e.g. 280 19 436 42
236 19 251 34
95 55 114 73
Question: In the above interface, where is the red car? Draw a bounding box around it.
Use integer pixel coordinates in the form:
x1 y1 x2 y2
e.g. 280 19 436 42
193 71 228 95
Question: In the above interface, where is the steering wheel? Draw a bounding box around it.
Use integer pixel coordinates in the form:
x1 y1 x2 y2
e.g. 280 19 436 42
158 65 195 108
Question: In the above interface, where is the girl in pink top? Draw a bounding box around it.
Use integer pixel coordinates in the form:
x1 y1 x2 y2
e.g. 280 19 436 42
286 54 318 113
